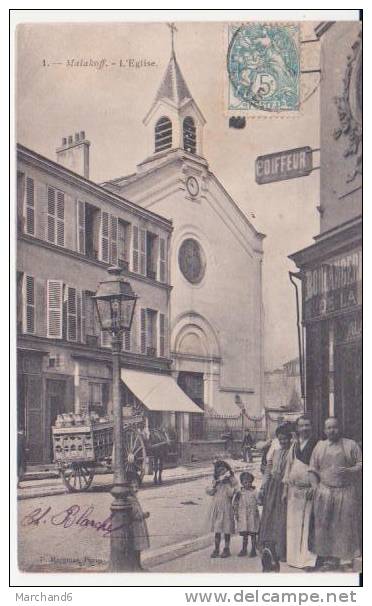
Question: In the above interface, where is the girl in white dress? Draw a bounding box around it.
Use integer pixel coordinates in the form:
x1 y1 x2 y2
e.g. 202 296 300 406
233 472 260 557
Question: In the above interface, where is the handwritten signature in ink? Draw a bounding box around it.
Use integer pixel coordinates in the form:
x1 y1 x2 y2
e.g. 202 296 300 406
21 504 125 538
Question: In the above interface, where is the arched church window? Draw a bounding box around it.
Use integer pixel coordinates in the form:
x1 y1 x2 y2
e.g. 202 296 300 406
155 117 172 153
183 117 196 154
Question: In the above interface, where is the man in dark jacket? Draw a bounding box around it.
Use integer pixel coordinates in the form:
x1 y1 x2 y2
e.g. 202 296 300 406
242 429 254 463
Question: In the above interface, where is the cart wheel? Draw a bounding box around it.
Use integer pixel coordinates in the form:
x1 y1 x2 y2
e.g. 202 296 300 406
60 463 95 493
123 427 146 485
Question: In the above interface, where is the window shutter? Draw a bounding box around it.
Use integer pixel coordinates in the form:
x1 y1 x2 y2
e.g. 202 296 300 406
56 191 65 246
23 275 35 334
66 287 78 342
100 211 110 263
159 313 166 357
25 177 35 235
122 329 131 352
140 228 147 276
77 201 86 254
132 225 139 272
110 215 118 265
159 237 166 283
17 172 25 233
47 280 63 338
47 187 56 243
140 309 147 354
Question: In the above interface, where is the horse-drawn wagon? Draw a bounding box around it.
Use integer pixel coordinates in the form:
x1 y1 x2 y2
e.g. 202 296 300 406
52 410 177 492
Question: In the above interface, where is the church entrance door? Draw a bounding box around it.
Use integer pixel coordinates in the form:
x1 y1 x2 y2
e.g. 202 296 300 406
177 372 204 439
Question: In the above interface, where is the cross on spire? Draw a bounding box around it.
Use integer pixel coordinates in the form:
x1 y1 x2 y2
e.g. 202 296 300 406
167 22 178 56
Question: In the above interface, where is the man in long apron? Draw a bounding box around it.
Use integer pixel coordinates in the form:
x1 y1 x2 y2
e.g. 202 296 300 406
283 415 317 569
308 417 362 571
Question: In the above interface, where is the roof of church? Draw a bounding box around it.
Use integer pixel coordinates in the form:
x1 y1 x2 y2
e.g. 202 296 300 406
153 50 193 107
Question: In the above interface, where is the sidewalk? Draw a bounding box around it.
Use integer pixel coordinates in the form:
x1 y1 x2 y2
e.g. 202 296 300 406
18 457 259 500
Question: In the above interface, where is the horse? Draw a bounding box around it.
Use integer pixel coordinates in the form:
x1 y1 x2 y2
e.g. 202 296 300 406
147 428 172 485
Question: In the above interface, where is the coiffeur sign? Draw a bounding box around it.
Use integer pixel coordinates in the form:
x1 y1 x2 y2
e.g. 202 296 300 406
255 146 313 184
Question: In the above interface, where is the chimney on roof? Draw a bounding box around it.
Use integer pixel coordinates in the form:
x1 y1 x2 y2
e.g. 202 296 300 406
56 131 90 179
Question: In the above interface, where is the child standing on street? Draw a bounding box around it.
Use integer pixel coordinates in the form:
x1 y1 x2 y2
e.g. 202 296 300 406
206 460 238 558
127 472 150 571
233 471 260 557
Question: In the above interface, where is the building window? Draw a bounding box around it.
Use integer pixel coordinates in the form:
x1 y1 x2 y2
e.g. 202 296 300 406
17 172 25 233
88 382 109 417
146 231 158 280
122 329 131 352
118 220 130 270
183 116 196 154
155 116 172 153
47 187 65 246
140 308 158 356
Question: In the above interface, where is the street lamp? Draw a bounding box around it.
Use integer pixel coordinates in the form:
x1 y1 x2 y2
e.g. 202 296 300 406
93 265 138 572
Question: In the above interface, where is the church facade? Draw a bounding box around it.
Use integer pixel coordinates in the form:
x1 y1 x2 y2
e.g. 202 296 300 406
103 46 265 429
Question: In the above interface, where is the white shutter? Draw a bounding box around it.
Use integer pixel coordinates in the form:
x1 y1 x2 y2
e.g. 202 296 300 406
140 308 147 354
100 211 110 263
77 201 86 254
22 275 35 334
140 228 147 276
132 225 139 272
47 187 64 246
110 215 118 265
47 280 63 338
159 313 166 357
67 286 78 342
159 237 166 283
25 177 35 235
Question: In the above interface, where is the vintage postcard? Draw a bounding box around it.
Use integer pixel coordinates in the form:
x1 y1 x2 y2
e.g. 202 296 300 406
13 12 362 583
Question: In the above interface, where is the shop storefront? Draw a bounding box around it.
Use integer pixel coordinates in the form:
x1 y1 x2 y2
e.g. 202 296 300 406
290 220 362 443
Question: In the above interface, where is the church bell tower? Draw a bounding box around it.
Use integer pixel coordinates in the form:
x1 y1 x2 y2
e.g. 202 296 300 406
141 24 206 165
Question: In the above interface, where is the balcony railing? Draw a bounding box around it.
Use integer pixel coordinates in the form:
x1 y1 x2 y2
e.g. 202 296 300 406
146 346 157 357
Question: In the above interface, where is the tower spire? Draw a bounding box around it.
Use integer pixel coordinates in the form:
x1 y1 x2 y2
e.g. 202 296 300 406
167 22 178 57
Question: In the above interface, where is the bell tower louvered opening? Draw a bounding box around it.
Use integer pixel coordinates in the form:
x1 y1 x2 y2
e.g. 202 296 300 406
155 116 172 153
183 116 196 154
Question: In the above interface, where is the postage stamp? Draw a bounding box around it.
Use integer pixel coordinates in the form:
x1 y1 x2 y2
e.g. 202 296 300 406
227 23 300 113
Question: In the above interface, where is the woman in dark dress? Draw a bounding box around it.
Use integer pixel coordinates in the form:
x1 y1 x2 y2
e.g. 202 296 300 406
258 424 292 562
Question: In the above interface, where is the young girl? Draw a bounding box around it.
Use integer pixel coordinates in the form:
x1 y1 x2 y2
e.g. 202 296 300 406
233 471 260 557
206 460 237 558
127 472 150 571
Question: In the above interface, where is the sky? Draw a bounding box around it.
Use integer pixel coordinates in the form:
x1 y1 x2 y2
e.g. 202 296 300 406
16 20 321 370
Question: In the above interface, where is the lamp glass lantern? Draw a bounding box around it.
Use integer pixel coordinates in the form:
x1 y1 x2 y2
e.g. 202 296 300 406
93 266 138 335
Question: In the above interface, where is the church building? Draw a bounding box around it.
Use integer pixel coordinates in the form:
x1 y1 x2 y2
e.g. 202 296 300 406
103 39 265 434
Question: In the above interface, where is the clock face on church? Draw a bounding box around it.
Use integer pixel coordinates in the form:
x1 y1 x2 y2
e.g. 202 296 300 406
178 238 205 284
186 176 199 197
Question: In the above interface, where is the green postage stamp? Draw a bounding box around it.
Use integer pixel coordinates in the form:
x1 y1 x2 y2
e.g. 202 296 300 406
227 23 301 113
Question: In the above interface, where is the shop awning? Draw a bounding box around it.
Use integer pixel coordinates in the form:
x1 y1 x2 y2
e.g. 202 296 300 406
121 369 203 414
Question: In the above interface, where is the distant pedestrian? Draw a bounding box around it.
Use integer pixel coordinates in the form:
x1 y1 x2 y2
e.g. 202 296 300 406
258 424 292 563
233 471 260 557
127 472 150 571
206 460 238 558
242 430 254 463
308 417 362 571
17 429 26 487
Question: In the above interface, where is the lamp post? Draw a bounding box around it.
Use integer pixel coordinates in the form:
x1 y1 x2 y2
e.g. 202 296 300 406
93 266 138 572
